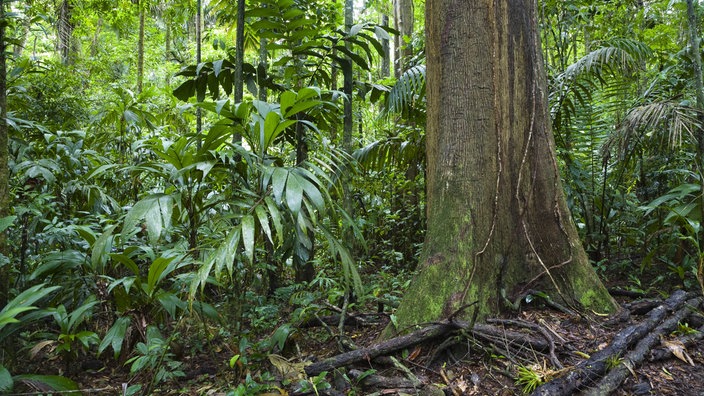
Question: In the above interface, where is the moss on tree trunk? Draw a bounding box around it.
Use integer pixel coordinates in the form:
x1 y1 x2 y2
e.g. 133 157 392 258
386 0 617 335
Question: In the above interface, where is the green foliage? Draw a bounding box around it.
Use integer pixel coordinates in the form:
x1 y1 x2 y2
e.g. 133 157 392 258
0 284 60 341
515 365 544 394
50 299 101 361
125 325 184 393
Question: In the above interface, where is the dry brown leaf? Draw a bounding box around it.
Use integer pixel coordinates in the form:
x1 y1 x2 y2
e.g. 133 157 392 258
268 354 310 380
407 345 422 361
456 376 469 393
29 340 56 359
661 339 695 366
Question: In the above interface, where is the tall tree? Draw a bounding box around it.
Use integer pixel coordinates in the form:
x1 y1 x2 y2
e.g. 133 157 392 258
0 0 8 309
686 0 704 294
393 0 413 77
56 0 75 64
388 0 617 330
136 0 145 93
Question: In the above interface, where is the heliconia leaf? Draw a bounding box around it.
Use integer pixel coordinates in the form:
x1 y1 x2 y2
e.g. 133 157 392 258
272 167 288 205
285 173 303 216
255 205 273 244
241 215 255 264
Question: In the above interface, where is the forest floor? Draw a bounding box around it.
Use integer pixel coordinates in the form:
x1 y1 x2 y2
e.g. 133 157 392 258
11 275 704 396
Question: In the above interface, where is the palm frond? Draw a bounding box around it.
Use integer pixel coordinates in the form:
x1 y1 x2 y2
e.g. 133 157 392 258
353 134 424 173
562 38 652 81
608 101 701 156
383 65 426 116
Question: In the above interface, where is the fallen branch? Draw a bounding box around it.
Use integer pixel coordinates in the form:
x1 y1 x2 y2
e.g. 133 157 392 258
304 322 457 376
304 318 554 377
531 289 691 396
585 296 703 396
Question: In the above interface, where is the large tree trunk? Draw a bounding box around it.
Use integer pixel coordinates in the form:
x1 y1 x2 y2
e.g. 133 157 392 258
686 0 704 295
0 0 8 309
388 0 617 332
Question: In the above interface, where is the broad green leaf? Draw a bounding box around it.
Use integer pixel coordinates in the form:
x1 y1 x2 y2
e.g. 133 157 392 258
91 225 117 271
0 307 36 328
284 100 322 118
374 25 392 41
272 167 289 205
280 91 297 114
348 23 364 37
0 284 60 316
265 197 284 244
173 80 196 102
255 204 273 244
109 253 140 276
156 291 185 318
98 316 130 359
0 216 16 233
297 173 325 211
13 375 79 393
241 215 255 264
213 59 224 76
147 256 177 295
262 111 282 153
297 86 320 101
0 365 12 392
285 173 304 215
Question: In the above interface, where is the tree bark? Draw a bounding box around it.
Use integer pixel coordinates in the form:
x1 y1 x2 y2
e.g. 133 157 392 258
0 0 8 309
381 14 390 78
137 1 145 93
685 0 704 295
393 0 414 77
387 0 617 333
56 0 74 64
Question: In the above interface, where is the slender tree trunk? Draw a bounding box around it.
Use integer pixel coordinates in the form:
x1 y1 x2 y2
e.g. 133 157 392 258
56 0 74 64
381 14 390 78
0 0 9 308
196 0 202 148
137 2 145 93
686 0 704 295
14 0 32 58
343 0 353 149
393 0 414 77
233 0 245 145
258 37 267 101
235 0 245 103
388 0 616 332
